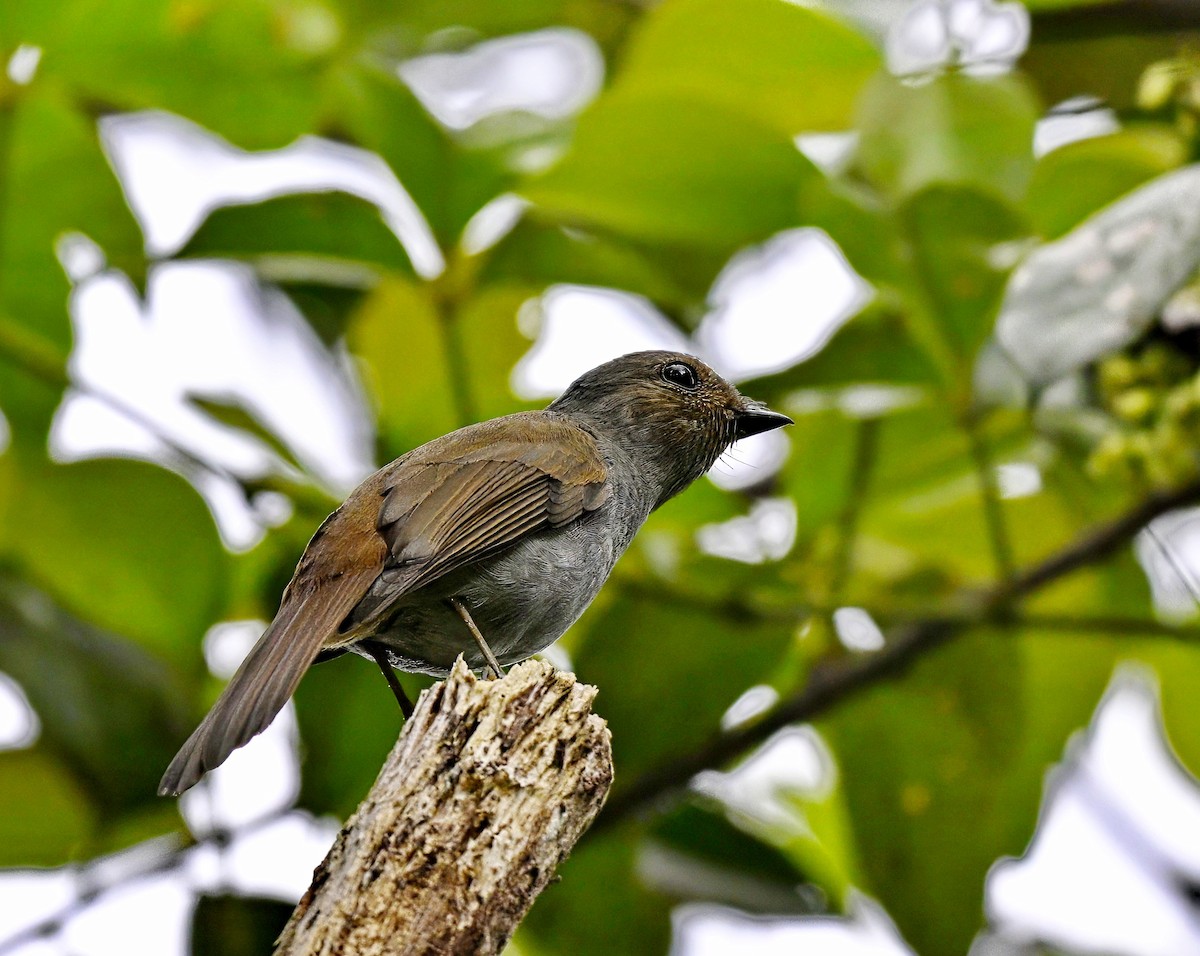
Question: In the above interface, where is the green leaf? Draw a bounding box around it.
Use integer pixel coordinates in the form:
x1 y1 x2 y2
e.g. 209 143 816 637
855 71 1039 204
649 803 817 913
342 0 630 44
524 90 818 256
779 769 861 911
615 0 880 134
0 575 194 824
191 895 295 956
180 191 415 276
186 394 306 473
349 276 533 459
776 408 863 537
31 0 328 150
292 652 420 818
0 87 143 442
1148 641 1200 777
1022 32 1182 114
330 62 512 248
996 163 1200 383
574 593 791 780
1028 125 1188 240
743 302 941 399
480 219 697 314
901 186 1029 364
821 633 1024 956
846 407 1029 590
1022 0 1122 8
521 829 671 956
797 178 909 290
276 281 366 347
349 276 467 451
0 0 60 47
0 750 94 866
1 456 227 666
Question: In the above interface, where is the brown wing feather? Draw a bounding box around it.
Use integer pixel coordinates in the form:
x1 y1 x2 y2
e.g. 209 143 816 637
350 412 609 630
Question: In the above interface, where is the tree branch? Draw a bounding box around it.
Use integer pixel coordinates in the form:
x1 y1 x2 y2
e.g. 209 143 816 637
1032 0 1200 40
275 658 612 956
595 478 1200 831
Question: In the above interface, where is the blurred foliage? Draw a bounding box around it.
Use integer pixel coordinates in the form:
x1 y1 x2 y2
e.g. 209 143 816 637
3 0 1200 954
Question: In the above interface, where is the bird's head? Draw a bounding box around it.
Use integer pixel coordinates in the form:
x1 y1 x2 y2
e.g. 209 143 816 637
549 350 792 507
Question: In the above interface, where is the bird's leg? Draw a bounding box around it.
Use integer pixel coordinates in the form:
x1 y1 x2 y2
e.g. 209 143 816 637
449 597 505 679
364 643 414 718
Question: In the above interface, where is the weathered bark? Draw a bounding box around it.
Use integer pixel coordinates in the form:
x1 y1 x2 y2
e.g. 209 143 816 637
275 657 612 956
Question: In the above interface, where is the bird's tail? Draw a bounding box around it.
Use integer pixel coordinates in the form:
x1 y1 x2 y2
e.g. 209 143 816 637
158 597 323 796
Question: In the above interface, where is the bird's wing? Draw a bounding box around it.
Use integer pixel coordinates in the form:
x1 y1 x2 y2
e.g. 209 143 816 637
348 412 611 629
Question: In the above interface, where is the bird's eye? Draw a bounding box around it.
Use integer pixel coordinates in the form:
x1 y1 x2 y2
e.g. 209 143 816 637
661 362 699 390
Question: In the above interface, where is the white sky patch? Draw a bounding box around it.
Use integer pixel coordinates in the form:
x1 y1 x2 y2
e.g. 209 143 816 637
100 111 444 277
721 684 781 731
988 674 1200 955
399 28 604 131
697 229 870 382
0 673 39 750
833 607 886 652
785 385 925 420
51 262 374 548
0 870 75 952
1034 100 1120 158
179 703 300 834
55 232 106 283
217 813 340 901
694 726 832 830
202 621 267 680
710 429 791 492
795 132 859 177
512 285 691 398
59 869 193 956
5 44 41 85
674 896 915 956
886 0 1029 77
996 462 1042 500
697 497 797 565
1135 509 1200 621
460 193 528 255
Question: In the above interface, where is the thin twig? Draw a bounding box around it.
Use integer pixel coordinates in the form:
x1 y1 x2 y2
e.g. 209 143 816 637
432 288 476 428
883 612 1200 641
829 418 879 600
0 95 14 288
0 809 290 955
595 477 1200 831
963 413 1016 583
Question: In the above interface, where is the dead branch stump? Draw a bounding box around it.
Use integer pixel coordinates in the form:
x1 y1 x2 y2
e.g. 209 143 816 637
275 657 612 956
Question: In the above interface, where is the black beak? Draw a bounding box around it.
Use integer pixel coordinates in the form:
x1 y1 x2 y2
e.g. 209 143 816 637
734 401 793 440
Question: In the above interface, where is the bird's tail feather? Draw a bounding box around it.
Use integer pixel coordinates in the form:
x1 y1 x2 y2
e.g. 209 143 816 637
159 592 334 796
154 558 379 796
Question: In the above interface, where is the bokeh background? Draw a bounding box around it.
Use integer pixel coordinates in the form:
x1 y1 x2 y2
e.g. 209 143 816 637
4 0 1200 953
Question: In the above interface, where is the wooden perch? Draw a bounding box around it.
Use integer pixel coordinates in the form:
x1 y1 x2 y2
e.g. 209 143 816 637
275 657 613 956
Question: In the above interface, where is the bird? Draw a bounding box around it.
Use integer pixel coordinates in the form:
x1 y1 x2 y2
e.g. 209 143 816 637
158 350 791 795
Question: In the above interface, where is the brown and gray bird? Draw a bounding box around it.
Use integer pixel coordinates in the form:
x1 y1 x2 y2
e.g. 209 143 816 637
159 350 791 795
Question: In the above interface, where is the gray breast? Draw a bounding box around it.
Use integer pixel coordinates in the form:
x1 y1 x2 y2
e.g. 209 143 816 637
359 497 645 676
